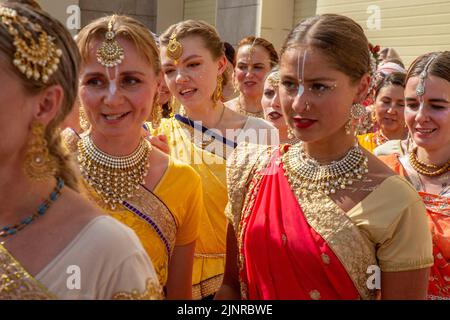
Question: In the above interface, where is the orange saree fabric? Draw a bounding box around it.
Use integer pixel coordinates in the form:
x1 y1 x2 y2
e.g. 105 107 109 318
381 154 450 299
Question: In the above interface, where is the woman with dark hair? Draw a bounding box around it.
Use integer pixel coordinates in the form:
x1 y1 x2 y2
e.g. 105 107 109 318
226 36 279 118
217 14 432 300
358 72 409 154
380 51 450 299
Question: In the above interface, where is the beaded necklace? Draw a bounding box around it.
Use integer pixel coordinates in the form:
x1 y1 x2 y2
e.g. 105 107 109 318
0 177 64 241
282 143 369 195
77 135 151 210
236 98 264 119
409 147 450 177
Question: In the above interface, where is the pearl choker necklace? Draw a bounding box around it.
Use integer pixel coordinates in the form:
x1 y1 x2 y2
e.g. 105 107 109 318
283 143 369 195
77 135 151 210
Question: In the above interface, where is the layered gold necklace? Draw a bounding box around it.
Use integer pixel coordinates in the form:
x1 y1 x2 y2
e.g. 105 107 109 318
409 147 450 177
77 135 151 210
236 98 264 119
283 143 369 195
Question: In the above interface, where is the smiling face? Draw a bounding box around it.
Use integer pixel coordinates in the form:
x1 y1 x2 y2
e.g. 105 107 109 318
78 36 160 140
404 75 450 151
235 44 272 100
374 84 405 134
160 35 226 110
279 47 367 143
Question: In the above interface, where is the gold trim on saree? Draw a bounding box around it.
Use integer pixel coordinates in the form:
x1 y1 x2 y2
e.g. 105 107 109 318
282 149 378 300
125 186 177 257
226 143 274 299
1 244 55 300
112 277 163 300
192 274 224 300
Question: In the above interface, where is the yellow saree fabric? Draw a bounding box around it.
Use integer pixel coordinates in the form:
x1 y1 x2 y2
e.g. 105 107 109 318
153 118 227 299
80 157 201 289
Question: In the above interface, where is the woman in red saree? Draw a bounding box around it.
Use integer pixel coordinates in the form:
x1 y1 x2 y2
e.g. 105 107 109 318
216 14 433 300
380 51 450 299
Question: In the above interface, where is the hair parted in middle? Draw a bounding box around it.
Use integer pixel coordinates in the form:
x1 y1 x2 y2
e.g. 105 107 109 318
281 14 371 84
76 14 161 75
237 36 279 68
159 19 229 86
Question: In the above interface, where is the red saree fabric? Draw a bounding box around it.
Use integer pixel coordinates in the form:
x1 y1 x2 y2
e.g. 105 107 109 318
380 154 450 299
241 150 360 300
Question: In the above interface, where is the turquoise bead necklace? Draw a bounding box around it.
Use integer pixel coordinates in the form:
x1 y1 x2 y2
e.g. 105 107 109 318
0 177 64 241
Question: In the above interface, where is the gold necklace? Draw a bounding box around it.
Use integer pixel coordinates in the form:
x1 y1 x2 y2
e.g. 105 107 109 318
409 147 450 177
282 143 369 195
236 98 264 119
77 135 151 210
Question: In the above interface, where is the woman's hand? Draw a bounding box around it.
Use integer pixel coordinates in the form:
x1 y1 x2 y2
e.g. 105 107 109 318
149 134 170 155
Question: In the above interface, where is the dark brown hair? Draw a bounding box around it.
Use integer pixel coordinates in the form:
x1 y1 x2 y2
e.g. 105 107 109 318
280 14 370 83
237 36 278 68
406 51 450 85
0 2 80 190
374 72 405 98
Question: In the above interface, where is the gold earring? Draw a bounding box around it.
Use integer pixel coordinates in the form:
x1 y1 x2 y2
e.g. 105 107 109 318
287 125 295 139
79 105 90 132
345 103 366 136
152 96 162 129
24 122 57 181
212 75 223 108
344 119 353 135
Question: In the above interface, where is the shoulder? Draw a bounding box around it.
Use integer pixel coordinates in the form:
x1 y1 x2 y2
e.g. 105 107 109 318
373 139 402 157
224 97 239 111
166 156 201 186
244 116 276 130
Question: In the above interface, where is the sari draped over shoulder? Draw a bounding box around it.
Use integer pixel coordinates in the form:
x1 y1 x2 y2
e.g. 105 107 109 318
227 143 433 300
153 117 228 299
0 243 54 299
63 130 178 289
381 154 450 299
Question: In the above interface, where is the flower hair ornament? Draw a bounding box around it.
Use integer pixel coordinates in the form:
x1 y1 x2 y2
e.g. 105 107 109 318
167 32 183 65
96 15 124 68
0 6 62 83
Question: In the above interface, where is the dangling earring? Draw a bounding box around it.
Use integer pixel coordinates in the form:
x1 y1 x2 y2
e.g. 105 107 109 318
287 125 295 139
24 121 57 181
152 95 162 129
212 74 223 108
79 105 90 132
345 103 366 136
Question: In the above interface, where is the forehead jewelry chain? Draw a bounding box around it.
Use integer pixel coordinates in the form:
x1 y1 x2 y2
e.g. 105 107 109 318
416 54 438 96
77 135 151 210
283 142 369 195
167 32 183 65
96 15 124 68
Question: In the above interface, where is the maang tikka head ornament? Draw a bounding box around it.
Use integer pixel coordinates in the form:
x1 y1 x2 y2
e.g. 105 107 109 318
96 15 124 68
416 54 438 97
167 32 183 65
267 71 280 89
0 6 62 83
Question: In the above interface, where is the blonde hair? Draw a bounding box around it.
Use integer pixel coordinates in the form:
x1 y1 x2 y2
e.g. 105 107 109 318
0 2 80 190
76 14 160 74
159 20 228 85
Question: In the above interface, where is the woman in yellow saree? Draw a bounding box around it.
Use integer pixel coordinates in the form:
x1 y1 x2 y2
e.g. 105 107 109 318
155 20 277 299
0 3 160 299
65 15 202 299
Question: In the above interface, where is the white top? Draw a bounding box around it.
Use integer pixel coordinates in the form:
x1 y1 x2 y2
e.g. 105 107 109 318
36 216 161 300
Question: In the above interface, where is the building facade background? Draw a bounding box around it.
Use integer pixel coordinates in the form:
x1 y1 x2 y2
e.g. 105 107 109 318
38 0 450 67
